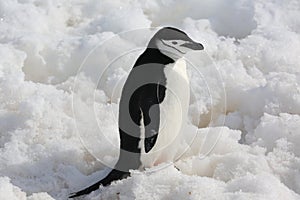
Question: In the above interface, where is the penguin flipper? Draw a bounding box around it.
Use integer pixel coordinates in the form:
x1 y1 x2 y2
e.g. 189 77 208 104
141 84 165 153
69 169 129 198
141 97 159 153
144 134 158 153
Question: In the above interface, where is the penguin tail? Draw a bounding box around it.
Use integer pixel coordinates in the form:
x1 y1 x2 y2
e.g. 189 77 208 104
69 169 130 198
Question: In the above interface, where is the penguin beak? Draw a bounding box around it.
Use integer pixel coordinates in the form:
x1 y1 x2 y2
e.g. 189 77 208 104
181 42 204 50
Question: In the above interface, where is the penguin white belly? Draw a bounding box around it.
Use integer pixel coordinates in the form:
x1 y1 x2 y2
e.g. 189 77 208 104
140 58 190 168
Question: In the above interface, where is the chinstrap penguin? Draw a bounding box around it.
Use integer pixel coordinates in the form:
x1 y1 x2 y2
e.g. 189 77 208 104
69 27 204 198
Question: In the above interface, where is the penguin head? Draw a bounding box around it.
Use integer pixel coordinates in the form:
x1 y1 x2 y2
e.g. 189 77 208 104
150 27 204 59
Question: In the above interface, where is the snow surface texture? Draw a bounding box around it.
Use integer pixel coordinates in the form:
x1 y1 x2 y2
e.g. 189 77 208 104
0 0 300 199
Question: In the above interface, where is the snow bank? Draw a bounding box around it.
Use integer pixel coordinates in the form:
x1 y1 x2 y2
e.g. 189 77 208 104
0 0 300 199
0 177 54 200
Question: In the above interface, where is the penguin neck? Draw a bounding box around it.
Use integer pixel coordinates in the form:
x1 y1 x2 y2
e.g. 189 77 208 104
134 48 175 67
173 58 188 81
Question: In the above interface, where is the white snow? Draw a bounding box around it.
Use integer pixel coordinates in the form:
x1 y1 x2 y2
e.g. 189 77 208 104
0 0 300 199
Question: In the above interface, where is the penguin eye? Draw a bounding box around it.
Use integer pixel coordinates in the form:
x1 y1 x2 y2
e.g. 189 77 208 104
172 41 178 45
